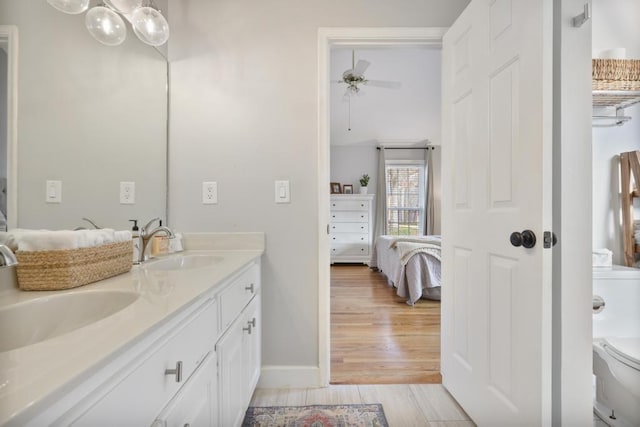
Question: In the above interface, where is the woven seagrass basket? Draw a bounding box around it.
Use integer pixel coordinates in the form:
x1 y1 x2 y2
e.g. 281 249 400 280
15 240 133 291
592 59 640 90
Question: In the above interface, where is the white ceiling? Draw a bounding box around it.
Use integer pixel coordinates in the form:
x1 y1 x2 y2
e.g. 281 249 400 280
330 46 441 146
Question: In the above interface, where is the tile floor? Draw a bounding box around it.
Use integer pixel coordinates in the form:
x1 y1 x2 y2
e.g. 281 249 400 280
251 385 608 426
250 384 475 427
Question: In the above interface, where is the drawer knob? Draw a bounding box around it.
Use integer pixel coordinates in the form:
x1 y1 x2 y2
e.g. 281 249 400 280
245 283 255 293
165 361 183 383
243 324 253 335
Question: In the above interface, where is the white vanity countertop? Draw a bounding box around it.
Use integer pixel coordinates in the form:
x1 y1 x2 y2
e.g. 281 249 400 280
0 232 264 425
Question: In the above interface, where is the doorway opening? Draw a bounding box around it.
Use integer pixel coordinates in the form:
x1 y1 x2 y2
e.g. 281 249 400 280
318 28 447 386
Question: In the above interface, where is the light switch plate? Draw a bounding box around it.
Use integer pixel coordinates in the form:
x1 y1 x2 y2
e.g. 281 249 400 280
120 181 135 204
203 181 218 204
275 180 290 203
46 180 62 203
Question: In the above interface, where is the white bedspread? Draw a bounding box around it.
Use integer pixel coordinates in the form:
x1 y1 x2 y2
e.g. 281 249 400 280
373 235 442 304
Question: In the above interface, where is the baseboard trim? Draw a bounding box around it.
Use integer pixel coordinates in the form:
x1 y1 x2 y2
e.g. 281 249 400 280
257 365 321 388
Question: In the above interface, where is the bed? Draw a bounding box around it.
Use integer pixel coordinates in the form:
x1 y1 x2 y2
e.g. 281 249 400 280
371 235 442 304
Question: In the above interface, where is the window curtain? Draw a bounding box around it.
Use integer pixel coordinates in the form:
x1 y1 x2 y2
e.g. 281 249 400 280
370 148 387 266
423 147 435 235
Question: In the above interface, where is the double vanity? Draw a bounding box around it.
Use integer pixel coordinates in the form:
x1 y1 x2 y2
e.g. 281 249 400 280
0 233 264 427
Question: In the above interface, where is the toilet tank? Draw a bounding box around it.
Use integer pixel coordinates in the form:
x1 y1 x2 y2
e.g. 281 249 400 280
593 265 640 338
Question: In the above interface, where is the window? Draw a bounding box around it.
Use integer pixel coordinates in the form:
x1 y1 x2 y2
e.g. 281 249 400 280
385 161 425 236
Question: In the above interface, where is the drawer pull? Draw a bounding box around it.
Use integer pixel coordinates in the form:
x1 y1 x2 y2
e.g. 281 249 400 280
165 361 183 383
248 317 256 328
245 283 255 293
243 324 253 334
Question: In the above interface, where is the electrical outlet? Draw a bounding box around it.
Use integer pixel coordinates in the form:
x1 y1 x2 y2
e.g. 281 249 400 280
120 181 135 204
203 181 218 204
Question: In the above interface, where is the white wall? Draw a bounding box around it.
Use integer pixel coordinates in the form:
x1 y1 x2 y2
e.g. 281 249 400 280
592 0 640 264
167 0 469 371
0 47 7 219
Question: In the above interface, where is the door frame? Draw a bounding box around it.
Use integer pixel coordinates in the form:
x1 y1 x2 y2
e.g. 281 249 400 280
317 27 447 386
0 26 18 230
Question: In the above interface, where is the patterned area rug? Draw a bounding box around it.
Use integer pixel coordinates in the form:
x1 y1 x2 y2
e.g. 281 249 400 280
242 403 389 427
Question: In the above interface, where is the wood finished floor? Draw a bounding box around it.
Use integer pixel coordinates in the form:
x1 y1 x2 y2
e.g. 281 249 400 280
330 264 442 384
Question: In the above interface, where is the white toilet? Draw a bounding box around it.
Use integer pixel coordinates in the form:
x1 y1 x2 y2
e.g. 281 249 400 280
593 265 640 427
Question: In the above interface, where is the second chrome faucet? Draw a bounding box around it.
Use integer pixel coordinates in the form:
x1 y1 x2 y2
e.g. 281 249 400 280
137 217 174 264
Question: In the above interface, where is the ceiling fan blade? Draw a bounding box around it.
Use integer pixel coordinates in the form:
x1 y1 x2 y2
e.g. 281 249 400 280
352 59 370 77
365 79 402 89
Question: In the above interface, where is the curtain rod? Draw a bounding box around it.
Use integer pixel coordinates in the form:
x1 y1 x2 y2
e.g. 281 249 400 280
376 146 436 150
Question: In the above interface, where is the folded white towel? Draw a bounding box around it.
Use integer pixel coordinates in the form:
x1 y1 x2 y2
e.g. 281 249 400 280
0 228 133 252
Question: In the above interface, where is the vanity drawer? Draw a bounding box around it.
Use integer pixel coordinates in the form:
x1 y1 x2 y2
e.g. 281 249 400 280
66 298 218 426
220 263 260 329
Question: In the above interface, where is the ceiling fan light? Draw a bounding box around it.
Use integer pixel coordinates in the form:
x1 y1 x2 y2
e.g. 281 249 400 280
85 5 127 46
47 0 90 15
131 6 170 46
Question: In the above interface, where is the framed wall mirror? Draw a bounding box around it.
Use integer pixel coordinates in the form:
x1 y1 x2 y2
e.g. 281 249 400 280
0 1 168 232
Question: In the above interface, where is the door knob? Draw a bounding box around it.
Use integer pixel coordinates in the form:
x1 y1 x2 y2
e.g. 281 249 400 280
510 230 536 248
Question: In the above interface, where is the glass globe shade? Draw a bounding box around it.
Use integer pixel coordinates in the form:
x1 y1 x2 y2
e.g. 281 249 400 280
85 6 127 46
131 6 170 46
47 0 89 15
104 0 143 16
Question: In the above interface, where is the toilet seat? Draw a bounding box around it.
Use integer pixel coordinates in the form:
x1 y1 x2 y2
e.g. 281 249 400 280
602 337 640 371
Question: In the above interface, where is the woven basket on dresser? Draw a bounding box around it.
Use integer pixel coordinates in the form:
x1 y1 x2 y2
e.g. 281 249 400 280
592 59 640 90
15 240 133 291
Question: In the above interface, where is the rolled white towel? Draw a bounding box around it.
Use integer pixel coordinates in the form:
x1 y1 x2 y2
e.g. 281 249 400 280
18 231 81 252
2 228 133 252
593 248 613 267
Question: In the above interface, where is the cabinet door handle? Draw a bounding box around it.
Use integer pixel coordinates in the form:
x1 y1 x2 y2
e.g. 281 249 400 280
165 361 183 383
245 283 255 293
248 317 256 327
243 324 253 334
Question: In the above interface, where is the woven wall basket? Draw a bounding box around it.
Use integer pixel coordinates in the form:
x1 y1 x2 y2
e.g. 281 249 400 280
16 240 133 291
592 59 640 90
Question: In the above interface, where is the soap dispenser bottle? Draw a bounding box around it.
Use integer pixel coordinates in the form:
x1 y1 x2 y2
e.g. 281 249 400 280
129 219 141 263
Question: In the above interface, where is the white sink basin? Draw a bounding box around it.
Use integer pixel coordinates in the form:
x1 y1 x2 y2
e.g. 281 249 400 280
143 255 224 271
0 290 139 353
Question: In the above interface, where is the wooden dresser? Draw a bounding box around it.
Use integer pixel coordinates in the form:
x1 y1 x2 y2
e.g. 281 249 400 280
330 194 375 264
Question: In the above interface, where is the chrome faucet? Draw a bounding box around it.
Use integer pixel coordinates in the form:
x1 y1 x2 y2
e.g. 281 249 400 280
0 244 18 267
138 217 174 263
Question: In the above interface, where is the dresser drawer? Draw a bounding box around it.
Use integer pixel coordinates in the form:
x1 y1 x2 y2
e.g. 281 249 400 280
331 200 370 211
331 222 369 233
331 211 368 222
220 263 260 329
330 233 368 244
331 243 369 256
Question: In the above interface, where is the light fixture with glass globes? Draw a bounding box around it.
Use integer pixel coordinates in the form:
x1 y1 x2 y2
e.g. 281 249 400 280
47 0 169 47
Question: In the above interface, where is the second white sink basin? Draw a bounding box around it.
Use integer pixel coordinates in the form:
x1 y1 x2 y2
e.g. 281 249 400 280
0 290 139 353
143 255 224 271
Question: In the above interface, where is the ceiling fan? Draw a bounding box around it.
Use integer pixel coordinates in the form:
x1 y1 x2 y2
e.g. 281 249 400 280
335 49 401 96
333 49 401 131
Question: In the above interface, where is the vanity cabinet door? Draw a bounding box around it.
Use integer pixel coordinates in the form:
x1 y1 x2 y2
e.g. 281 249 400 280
242 296 261 403
216 320 244 427
153 351 217 427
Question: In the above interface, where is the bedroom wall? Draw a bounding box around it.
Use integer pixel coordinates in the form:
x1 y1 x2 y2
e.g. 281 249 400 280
167 0 468 380
592 0 640 265
330 146 442 234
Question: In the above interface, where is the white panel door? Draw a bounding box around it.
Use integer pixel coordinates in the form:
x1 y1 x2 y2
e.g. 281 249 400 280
441 0 553 425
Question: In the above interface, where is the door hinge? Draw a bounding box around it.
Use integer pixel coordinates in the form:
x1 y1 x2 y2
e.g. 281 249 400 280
543 231 558 249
